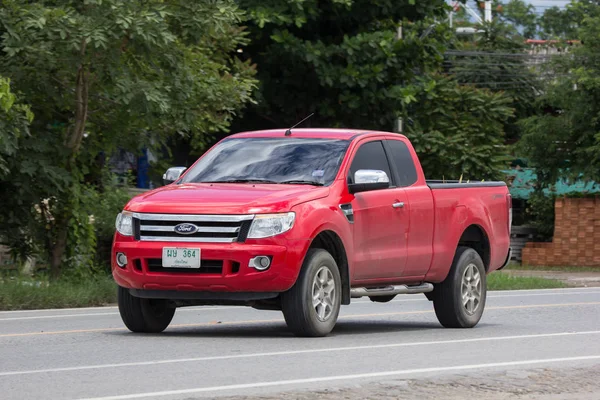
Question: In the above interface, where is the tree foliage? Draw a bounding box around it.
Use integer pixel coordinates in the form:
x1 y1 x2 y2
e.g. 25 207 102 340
539 6 578 40
501 0 538 39
0 0 256 276
0 76 33 178
500 0 579 40
519 1 600 187
234 0 452 131
402 76 513 181
446 17 540 144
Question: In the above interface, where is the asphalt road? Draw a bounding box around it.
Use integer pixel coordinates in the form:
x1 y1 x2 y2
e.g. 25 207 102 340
1 287 600 400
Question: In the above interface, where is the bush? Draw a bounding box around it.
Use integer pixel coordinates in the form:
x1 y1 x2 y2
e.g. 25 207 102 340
91 172 135 271
525 191 556 241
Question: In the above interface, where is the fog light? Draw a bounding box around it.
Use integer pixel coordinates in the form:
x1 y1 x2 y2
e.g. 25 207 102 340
249 256 271 271
116 252 128 268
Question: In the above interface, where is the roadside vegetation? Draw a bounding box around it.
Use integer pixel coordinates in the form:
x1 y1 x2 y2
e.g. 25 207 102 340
0 276 116 311
487 272 567 291
1 0 598 309
506 265 600 273
0 273 568 311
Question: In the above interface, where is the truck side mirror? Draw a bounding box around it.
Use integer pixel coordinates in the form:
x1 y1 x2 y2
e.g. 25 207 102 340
348 169 390 194
162 167 187 186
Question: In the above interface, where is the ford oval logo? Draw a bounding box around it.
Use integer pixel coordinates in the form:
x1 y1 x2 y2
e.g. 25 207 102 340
174 223 198 235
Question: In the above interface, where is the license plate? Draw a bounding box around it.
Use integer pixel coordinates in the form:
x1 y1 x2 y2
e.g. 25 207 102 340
162 247 201 269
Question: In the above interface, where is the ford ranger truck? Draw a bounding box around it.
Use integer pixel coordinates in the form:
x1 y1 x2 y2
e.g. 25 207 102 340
112 129 512 337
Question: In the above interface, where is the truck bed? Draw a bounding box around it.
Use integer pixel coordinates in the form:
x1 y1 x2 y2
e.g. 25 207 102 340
422 180 511 282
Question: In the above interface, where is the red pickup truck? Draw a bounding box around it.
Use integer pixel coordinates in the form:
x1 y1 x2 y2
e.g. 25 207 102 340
112 129 511 337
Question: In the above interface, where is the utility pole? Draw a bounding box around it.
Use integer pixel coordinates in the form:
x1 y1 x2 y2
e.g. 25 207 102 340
484 1 492 23
395 21 402 133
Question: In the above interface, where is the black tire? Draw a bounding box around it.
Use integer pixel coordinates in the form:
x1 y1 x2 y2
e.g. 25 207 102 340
432 246 487 328
281 249 342 337
118 286 175 333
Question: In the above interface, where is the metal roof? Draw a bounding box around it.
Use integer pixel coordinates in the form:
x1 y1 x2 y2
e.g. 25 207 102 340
506 168 600 199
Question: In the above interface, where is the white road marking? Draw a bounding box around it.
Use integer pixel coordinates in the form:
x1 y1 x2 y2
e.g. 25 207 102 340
1 284 598 316
0 286 597 315
1 330 599 377
78 355 600 400
0 307 234 321
0 306 119 314
352 290 600 303
2 289 599 321
0 312 119 321
487 286 600 293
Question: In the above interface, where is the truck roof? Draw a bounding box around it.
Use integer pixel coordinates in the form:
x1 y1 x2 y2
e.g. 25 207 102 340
230 128 407 141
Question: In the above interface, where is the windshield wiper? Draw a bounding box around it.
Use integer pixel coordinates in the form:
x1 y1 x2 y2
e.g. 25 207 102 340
202 179 278 184
279 180 325 186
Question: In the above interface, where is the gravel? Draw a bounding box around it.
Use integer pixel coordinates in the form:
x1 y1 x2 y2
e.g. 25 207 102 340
211 365 600 400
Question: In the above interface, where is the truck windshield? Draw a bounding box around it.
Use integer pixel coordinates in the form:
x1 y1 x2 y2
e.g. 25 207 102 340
180 137 350 186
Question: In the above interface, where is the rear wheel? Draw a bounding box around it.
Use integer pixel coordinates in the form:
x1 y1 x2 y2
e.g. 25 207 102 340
118 286 175 333
432 246 486 328
281 249 341 337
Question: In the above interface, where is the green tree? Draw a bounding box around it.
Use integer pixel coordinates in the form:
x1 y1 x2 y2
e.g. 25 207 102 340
446 20 540 144
539 6 578 40
519 1 600 187
0 0 256 277
500 0 538 39
0 77 32 178
234 0 452 131
402 76 513 180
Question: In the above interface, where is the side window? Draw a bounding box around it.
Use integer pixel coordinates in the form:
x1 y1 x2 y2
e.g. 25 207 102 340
348 141 392 185
386 140 418 187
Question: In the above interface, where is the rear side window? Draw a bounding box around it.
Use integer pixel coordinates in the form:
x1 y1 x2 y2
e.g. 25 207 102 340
348 141 392 185
386 140 418 187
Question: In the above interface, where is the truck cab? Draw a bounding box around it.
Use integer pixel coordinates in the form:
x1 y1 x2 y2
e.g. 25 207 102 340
112 129 511 337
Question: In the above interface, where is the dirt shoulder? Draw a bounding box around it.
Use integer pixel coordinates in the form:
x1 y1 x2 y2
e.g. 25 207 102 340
214 365 600 400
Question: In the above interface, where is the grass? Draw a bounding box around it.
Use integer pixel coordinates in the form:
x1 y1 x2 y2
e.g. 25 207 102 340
0 271 573 311
505 264 600 273
487 272 567 290
0 276 117 310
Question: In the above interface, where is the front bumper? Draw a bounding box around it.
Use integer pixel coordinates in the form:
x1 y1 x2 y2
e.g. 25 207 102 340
112 238 308 294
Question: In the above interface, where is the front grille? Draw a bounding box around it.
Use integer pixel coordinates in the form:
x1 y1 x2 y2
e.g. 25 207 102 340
147 258 223 274
133 213 254 243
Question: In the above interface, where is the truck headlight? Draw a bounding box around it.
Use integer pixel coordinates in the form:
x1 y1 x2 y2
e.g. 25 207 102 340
115 211 134 236
247 212 295 239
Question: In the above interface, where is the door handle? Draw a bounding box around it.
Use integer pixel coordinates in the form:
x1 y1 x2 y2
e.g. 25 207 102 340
392 202 404 209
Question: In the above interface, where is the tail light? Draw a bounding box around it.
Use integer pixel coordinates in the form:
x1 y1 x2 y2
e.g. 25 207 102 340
507 193 512 234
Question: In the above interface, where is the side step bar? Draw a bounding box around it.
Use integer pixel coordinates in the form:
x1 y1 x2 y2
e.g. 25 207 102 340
350 283 434 298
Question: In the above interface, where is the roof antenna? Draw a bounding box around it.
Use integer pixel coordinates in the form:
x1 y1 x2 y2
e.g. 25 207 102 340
285 113 315 136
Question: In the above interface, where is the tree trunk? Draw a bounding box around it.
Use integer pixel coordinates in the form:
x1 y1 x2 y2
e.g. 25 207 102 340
50 221 68 280
50 40 90 279
66 61 90 154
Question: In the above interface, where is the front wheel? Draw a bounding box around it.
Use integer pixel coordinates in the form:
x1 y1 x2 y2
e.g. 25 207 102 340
432 246 487 328
281 249 342 337
118 286 175 333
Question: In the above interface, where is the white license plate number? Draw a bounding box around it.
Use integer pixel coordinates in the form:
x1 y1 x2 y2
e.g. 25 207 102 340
162 248 201 269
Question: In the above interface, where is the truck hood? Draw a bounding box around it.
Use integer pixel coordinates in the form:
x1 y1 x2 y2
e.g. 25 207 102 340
126 183 330 215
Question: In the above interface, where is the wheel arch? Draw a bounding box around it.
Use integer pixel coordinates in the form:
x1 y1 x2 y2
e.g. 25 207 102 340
309 230 351 305
457 224 491 271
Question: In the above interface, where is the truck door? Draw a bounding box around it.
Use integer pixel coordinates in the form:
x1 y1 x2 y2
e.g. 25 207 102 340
346 140 409 280
385 138 434 278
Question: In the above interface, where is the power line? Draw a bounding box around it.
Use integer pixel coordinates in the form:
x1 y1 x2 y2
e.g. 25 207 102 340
449 72 571 77
444 61 550 66
446 51 572 57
